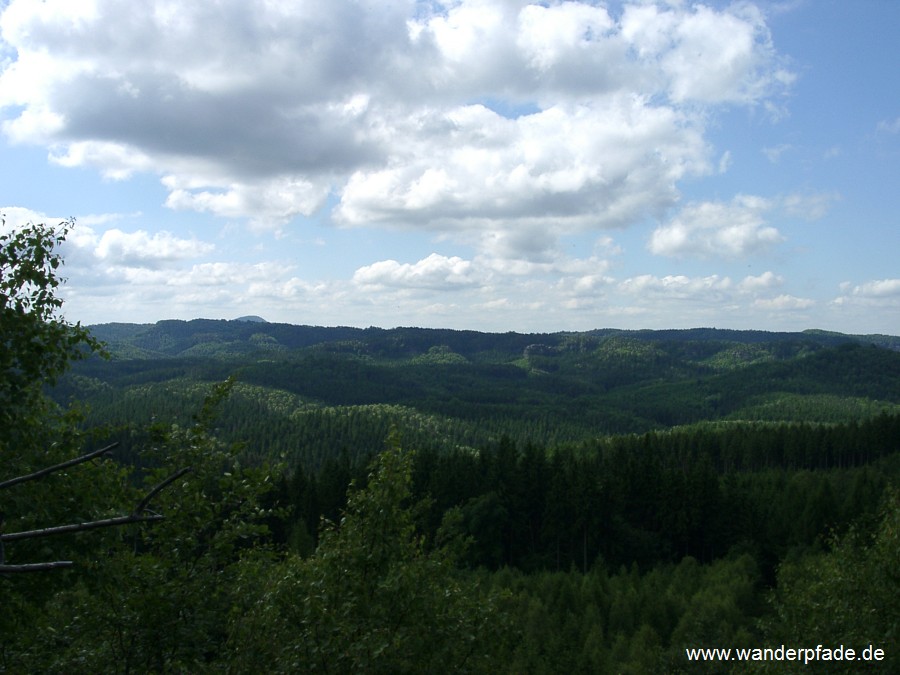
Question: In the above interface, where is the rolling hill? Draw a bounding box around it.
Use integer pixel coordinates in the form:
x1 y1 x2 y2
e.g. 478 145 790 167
52 320 900 469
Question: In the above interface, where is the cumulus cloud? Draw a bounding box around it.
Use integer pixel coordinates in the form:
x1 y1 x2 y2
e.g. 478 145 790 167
620 1 791 104
335 97 709 259
850 279 900 297
649 190 837 259
0 206 58 228
0 0 792 252
649 195 783 258
353 253 483 290
739 271 783 292
2 212 226 318
834 279 900 310
93 229 214 268
52 225 214 280
619 273 733 301
2 207 210 271
163 175 331 231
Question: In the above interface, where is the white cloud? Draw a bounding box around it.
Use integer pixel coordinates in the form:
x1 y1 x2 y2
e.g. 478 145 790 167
836 279 900 304
649 190 837 259
852 279 900 297
173 261 286 288
649 195 783 258
1 210 220 305
0 0 792 257
739 271 783 292
782 192 838 220
335 97 710 260
41 230 884 332
753 294 815 310
353 253 483 290
555 270 616 312
58 256 309 322
93 229 214 268
163 175 330 230
3 207 156 236
516 2 616 72
620 1 790 104
618 273 733 301
1 206 57 228
0 208 207 272
830 279 900 325
50 141 157 180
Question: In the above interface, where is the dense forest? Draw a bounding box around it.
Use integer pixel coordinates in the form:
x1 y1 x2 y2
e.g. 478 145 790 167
3 225 899 672
58 318 900 465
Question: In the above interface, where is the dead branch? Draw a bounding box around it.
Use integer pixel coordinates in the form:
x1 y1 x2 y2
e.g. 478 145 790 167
134 466 191 514
0 513 165 543
0 464 191 573
0 561 74 573
0 443 119 491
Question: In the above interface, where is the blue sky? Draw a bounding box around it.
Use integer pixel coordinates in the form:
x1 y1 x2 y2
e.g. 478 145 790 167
1 0 898 334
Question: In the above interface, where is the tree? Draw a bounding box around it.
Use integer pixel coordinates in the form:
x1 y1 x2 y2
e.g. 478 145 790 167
0 218 193 576
0 217 100 445
0 217 217 670
3 383 281 673
0 217 135 575
226 440 512 673
755 488 900 674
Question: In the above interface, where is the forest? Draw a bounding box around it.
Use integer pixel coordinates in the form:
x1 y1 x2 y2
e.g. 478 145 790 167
2 222 899 673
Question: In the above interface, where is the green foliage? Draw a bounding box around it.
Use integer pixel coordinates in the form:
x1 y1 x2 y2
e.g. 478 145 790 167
226 441 511 673
488 554 763 674
2 381 281 673
1 218 102 448
393 421 899 575
755 488 900 674
0 217 123 600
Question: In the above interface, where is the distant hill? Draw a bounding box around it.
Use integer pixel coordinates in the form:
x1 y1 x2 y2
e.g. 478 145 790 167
55 319 900 469
84 319 899 361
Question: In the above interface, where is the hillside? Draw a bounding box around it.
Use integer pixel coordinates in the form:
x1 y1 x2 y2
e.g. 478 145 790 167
86 318 900 359
55 320 900 469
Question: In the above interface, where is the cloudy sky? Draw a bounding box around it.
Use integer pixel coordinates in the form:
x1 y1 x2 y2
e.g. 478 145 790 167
1 0 898 334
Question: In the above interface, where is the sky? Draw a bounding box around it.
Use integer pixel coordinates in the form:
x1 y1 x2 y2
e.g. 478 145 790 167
1 0 898 334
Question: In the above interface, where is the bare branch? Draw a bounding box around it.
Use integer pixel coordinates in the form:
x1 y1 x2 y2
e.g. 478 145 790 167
1 466 189 543
0 443 119 491
0 561 74 573
134 466 191 515
1 513 165 543
0 461 190 572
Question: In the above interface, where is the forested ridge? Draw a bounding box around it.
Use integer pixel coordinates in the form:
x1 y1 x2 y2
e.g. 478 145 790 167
58 319 900 460
6 291 900 671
